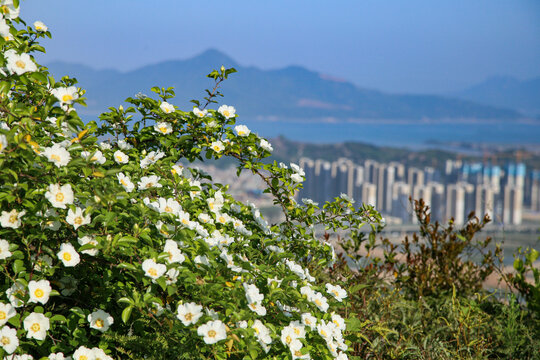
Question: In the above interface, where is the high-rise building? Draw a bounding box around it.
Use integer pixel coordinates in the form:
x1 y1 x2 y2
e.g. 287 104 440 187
503 185 523 225
407 167 425 188
446 183 466 225
530 170 540 212
429 182 445 223
391 182 411 223
475 184 495 220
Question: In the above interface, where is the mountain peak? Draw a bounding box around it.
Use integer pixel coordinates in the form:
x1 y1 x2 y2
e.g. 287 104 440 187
191 49 238 67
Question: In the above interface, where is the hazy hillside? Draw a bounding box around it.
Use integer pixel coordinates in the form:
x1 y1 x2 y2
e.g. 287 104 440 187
454 76 540 116
46 49 523 121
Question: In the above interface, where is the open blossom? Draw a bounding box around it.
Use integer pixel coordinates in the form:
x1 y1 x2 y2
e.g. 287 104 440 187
66 207 91 229
88 309 114 332
0 302 16 326
177 302 203 326
45 183 74 209
51 86 79 105
0 326 18 354
155 197 181 216
81 149 106 164
234 124 250 137
291 173 303 183
140 150 165 168
197 320 227 344
163 239 185 264
142 259 166 281
160 101 175 114
326 283 347 302
73 346 94 360
113 150 129 164
138 175 162 190
78 235 99 256
0 238 12 259
33 20 48 31
24 312 50 340
5 49 37 75
154 121 172 135
252 320 273 352
117 172 135 192
193 107 208 118
57 243 80 267
42 144 71 167
28 279 52 304
48 353 68 360
210 141 224 153
218 105 236 119
117 139 133 150
301 313 317 330
0 1 20 19
0 209 25 229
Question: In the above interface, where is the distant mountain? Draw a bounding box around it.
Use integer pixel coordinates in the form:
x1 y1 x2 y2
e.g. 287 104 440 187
453 76 540 116
46 49 524 121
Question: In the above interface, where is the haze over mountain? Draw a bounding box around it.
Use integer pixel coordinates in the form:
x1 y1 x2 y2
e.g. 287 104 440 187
46 49 526 122
453 76 540 117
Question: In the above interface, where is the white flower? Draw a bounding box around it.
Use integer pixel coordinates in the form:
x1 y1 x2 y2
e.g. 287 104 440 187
291 173 303 183
45 183 74 209
197 320 227 344
317 321 335 340
0 326 18 354
326 283 347 302
0 134 7 153
113 150 129 164
99 142 111 150
51 86 79 105
248 301 267 316
218 105 236 119
159 101 175 114
311 292 329 312
57 243 81 267
171 164 184 176
66 207 91 229
142 259 166 281
165 268 179 285
117 139 133 150
215 212 231 225
340 193 354 203
0 209 25 229
0 239 12 260
140 150 165 168
194 255 210 267
252 320 272 352
28 279 52 304
88 309 114 332
336 352 348 360
42 144 71 167
6 282 25 308
23 312 49 340
33 20 48 32
290 163 305 176
73 346 94 360
5 50 37 75
155 220 174 237
154 121 172 135
193 107 208 117
155 197 181 216
0 302 16 326
41 208 61 231
198 213 213 224
0 19 12 41
234 124 250 137
0 1 20 19
331 313 346 332
78 235 99 256
210 141 224 153
117 172 135 192
82 149 106 164
138 175 162 190
259 139 273 152
163 240 185 264
176 302 203 326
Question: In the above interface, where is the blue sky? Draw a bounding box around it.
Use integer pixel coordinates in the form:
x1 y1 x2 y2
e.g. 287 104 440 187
23 0 540 94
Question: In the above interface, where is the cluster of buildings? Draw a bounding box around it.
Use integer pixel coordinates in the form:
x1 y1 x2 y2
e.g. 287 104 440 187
297 157 540 226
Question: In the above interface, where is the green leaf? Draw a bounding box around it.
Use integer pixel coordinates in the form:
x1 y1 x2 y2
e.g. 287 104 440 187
121 305 133 324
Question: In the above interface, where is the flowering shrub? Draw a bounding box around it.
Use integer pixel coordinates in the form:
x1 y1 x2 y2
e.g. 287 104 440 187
0 2 382 359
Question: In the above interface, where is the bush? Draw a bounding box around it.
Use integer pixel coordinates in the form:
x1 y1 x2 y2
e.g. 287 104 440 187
0 4 383 359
